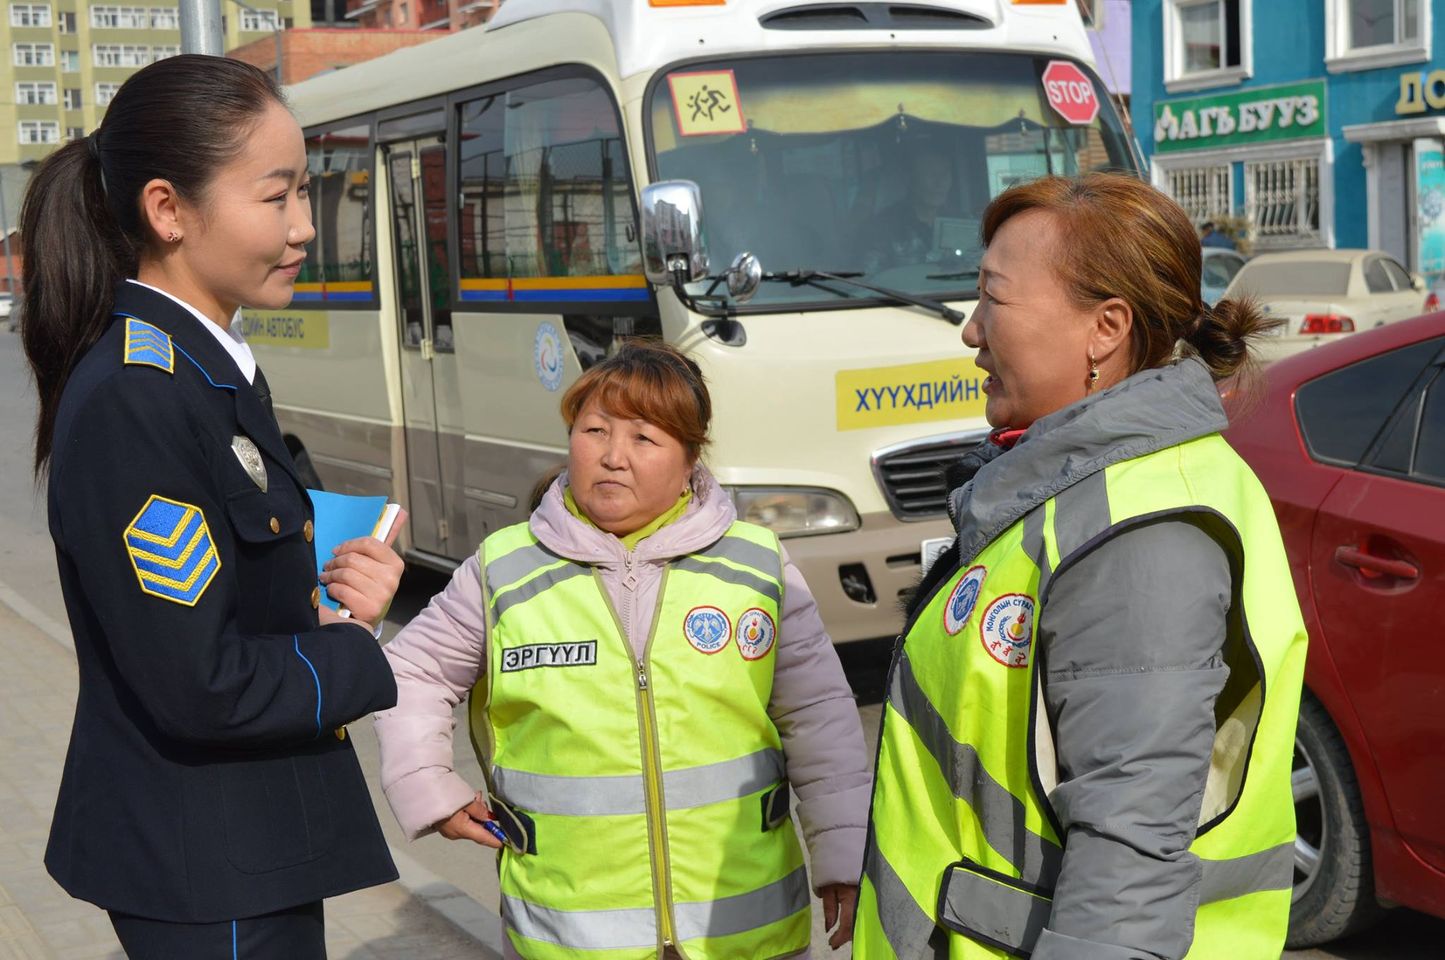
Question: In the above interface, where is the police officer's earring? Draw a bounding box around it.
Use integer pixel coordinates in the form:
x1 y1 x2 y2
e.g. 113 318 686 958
1087 349 1100 392
167 231 181 243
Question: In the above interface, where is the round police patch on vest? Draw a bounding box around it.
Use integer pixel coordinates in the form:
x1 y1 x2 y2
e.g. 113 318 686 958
980 593 1035 668
942 565 987 635
684 605 731 654
736 608 777 661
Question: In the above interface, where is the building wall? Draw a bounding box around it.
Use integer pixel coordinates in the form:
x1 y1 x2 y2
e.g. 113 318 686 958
0 0 311 167
343 0 497 33
228 25 440 83
1133 0 1445 259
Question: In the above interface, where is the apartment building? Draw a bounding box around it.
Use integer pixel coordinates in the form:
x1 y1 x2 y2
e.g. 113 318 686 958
1 0 311 165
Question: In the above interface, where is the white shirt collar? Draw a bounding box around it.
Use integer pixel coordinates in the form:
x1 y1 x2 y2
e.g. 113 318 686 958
125 279 257 384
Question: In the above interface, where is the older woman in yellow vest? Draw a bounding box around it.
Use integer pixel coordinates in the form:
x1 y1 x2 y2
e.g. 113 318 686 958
854 175 1308 960
375 340 870 959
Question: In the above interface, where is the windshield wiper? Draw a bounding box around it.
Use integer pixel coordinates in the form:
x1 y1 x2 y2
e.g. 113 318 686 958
764 269 965 325
925 269 981 284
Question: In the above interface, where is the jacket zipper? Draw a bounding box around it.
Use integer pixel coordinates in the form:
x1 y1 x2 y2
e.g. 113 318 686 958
600 563 682 956
635 655 678 952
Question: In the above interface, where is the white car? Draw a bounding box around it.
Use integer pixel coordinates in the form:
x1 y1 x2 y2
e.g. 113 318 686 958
0 294 12 321
1224 249 1431 363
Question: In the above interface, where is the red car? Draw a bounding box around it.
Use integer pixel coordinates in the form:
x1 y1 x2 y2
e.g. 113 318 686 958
1224 311 1445 948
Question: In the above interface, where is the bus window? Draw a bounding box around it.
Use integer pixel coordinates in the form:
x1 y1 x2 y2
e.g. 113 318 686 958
299 121 375 307
649 51 1137 311
457 74 645 307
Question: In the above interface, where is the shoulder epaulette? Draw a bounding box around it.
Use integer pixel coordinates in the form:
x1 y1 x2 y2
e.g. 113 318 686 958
122 316 174 374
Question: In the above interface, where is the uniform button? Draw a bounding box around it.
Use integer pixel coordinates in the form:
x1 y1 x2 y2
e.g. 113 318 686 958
269 516 281 534
335 727 347 741
304 519 314 543
311 585 321 609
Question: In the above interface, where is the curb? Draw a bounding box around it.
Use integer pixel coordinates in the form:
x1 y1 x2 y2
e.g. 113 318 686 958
0 579 505 958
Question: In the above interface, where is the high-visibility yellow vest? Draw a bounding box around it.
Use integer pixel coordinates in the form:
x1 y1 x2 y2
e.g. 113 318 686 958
855 435 1308 959
470 520 810 960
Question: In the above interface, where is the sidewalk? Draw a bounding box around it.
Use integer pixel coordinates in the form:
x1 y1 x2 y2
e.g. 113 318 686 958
0 596 493 960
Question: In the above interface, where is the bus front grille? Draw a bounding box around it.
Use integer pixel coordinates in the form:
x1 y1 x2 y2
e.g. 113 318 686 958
871 430 991 521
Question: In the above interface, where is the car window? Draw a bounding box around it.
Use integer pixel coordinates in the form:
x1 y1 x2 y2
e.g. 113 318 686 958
1414 373 1445 483
1381 258 1413 292
1231 261 1350 297
1296 338 1443 466
1202 253 1244 288
1363 257 1392 294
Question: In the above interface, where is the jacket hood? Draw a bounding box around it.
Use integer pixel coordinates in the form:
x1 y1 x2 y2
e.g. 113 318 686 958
529 463 737 565
947 357 1228 564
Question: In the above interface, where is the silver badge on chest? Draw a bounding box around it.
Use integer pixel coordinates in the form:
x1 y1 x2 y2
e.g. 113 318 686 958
231 435 268 493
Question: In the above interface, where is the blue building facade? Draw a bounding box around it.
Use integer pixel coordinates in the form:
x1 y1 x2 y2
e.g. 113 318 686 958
1133 0 1445 286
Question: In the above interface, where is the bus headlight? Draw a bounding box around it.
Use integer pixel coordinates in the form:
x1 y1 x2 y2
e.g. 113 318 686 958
724 487 860 538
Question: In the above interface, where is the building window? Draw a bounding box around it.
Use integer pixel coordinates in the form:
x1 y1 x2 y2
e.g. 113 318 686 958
91 5 151 29
93 44 151 67
19 120 61 144
1163 0 1251 93
1325 0 1431 71
10 3 51 27
240 8 277 31
95 81 121 105
151 45 178 61
60 49 78 71
56 9 74 31
16 81 57 104
1245 157 1321 249
63 87 81 109
66 125 83 140
13 42 55 66
150 6 177 28
1167 165 1234 224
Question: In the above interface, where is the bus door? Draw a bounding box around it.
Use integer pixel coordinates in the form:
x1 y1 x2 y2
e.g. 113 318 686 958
383 133 465 558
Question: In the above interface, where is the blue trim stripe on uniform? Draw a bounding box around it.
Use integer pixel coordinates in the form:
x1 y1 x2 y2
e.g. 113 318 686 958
172 342 238 392
293 635 323 738
232 920 238 959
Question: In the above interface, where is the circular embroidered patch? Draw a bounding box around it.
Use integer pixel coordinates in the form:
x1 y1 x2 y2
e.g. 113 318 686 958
534 321 564 392
942 565 988 636
684 605 731 654
979 593 1036 668
736 608 777 661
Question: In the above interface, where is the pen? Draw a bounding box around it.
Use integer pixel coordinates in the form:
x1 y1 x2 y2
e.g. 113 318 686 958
481 818 509 846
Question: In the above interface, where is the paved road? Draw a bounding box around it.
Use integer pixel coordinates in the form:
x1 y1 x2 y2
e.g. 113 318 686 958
0 328 1440 957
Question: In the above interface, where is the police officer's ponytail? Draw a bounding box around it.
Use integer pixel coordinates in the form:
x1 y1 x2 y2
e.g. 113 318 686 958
20 54 283 474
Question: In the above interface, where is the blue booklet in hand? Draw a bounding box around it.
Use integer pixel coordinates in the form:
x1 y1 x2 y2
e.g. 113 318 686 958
307 489 401 615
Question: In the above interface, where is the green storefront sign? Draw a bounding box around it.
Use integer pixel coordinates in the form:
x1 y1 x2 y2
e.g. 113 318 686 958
1153 80 1326 154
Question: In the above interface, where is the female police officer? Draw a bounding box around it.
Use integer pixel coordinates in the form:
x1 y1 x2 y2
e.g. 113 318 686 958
20 56 405 957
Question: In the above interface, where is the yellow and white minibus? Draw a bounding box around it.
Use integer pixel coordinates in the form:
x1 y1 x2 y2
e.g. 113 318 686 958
249 0 1139 643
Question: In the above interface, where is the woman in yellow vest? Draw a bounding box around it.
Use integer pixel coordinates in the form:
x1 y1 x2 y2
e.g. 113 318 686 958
854 175 1308 959
374 340 870 959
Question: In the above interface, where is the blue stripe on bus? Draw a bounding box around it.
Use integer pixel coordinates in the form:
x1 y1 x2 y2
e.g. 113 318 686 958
511 289 651 303
458 290 511 302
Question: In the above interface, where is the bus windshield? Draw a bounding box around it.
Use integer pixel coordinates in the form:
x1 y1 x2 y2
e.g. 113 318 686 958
649 51 1138 310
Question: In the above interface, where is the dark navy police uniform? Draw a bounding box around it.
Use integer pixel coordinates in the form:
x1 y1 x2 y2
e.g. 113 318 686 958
44 283 399 957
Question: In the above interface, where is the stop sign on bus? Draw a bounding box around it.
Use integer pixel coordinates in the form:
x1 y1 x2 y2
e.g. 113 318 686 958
1042 61 1099 125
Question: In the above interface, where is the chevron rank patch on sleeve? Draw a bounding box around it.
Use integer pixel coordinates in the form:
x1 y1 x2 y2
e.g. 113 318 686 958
122 317 174 373
124 495 221 606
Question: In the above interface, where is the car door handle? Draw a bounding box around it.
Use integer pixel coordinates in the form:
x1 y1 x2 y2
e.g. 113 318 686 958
1334 546 1420 580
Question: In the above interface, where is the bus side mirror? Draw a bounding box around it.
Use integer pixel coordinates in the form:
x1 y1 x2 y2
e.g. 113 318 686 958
641 180 710 287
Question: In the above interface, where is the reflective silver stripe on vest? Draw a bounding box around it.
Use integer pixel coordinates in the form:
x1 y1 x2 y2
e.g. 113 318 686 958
889 652 1063 886
672 556 782 607
696 535 783 584
485 541 564 598
863 837 938 959
674 866 809 941
491 562 592 621
1021 505 1051 587
493 748 785 816
1200 842 1293 903
501 867 808 950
